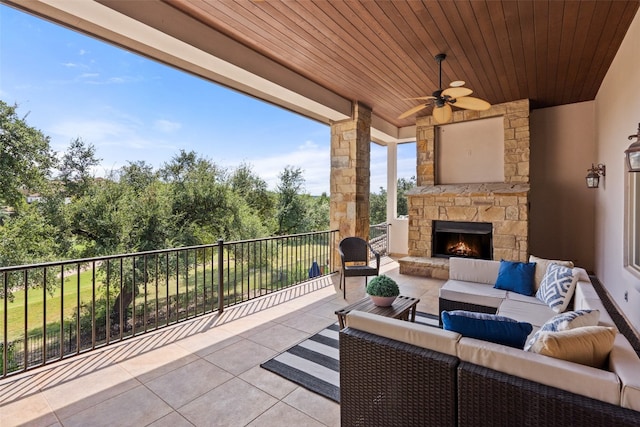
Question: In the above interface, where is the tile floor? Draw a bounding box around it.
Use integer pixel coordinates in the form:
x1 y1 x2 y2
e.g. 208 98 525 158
0 257 444 427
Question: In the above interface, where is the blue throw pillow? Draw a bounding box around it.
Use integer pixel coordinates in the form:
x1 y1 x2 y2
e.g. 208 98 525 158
442 310 533 349
494 260 536 296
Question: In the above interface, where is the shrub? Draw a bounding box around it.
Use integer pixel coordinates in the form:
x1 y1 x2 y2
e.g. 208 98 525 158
366 275 399 297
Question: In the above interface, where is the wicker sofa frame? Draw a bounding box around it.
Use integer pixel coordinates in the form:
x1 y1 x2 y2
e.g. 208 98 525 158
457 362 640 426
340 328 640 427
340 275 640 426
340 328 458 427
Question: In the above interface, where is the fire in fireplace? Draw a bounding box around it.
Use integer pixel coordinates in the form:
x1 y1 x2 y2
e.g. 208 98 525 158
432 221 493 259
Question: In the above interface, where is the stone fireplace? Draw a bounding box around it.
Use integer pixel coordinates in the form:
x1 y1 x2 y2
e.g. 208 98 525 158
400 99 530 278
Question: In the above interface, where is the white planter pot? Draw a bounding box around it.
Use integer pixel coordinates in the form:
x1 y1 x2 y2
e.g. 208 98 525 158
369 295 397 307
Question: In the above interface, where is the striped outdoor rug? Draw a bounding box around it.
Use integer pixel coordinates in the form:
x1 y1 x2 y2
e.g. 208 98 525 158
260 312 440 402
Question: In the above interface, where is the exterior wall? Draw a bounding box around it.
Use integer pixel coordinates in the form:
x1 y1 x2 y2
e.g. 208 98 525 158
529 102 597 272
594 9 640 331
407 100 530 263
329 103 372 244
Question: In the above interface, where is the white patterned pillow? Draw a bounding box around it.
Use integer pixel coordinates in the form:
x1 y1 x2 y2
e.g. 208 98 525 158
524 309 600 351
529 255 574 291
535 263 579 313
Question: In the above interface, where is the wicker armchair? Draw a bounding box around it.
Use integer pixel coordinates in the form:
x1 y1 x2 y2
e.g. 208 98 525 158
338 237 380 299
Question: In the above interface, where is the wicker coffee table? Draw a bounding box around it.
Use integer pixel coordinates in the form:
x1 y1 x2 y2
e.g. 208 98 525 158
335 295 420 329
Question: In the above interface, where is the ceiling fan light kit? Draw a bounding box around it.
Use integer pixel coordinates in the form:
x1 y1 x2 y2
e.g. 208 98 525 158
399 53 491 123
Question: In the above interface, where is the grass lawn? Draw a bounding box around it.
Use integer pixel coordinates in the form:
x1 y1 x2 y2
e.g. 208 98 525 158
1 249 322 341
1 270 97 341
2 264 232 341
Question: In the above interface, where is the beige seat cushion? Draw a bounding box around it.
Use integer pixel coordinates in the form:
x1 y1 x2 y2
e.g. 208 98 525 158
497 298 557 327
439 280 506 309
506 291 548 305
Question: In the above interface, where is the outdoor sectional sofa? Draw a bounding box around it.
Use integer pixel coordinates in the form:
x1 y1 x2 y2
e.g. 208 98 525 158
339 256 640 426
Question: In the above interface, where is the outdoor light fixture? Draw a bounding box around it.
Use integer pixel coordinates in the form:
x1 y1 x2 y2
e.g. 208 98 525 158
586 163 606 189
625 123 640 172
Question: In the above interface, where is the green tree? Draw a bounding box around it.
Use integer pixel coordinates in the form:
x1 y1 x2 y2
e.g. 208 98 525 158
0 203 58 299
67 170 174 324
370 186 387 224
67 176 127 256
303 192 330 231
119 160 156 192
369 176 416 223
229 162 275 230
160 150 234 244
397 176 416 217
58 137 101 198
0 101 56 207
275 166 307 235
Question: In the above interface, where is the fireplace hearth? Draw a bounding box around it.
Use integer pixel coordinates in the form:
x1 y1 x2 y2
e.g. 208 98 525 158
432 220 492 260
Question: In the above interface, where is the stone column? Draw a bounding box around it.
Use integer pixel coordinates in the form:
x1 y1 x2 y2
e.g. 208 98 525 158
415 115 437 186
330 102 372 248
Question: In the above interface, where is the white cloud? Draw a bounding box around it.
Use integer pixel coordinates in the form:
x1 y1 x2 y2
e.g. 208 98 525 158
222 139 415 196
224 139 330 195
50 119 131 144
48 114 178 173
154 119 181 133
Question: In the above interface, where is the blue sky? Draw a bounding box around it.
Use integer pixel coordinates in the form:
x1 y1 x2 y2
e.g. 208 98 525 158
0 5 415 195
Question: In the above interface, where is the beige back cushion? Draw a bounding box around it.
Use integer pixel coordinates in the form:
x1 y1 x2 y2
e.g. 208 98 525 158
529 255 574 291
458 336 621 405
345 311 460 356
449 257 500 285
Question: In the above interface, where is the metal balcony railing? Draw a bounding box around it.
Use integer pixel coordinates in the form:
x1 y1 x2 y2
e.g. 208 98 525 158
369 222 389 256
1 230 338 378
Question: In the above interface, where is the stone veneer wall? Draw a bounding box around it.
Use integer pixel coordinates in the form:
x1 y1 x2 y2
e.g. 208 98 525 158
408 183 530 261
407 99 530 263
329 103 371 244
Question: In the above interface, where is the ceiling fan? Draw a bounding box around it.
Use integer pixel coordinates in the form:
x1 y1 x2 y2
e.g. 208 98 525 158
398 53 491 123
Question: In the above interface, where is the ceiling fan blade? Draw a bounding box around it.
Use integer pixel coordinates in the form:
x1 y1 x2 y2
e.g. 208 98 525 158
433 104 452 124
404 96 436 101
442 87 472 98
453 96 491 111
398 104 429 119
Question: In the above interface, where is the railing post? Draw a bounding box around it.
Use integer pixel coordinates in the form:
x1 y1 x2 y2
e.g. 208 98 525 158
218 239 224 314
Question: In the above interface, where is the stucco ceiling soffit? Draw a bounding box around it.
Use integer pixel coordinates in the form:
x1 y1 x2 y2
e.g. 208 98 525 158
94 0 352 120
7 0 352 124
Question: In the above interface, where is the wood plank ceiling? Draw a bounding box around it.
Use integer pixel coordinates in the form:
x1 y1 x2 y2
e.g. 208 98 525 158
159 0 638 128
79 0 640 129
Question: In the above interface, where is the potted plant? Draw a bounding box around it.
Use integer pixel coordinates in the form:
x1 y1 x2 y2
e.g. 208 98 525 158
366 275 400 306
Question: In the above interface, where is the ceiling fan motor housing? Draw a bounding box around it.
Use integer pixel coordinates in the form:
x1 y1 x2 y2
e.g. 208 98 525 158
398 52 490 121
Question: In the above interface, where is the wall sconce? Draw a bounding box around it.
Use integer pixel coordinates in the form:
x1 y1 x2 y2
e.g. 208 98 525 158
625 123 640 172
586 163 606 188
